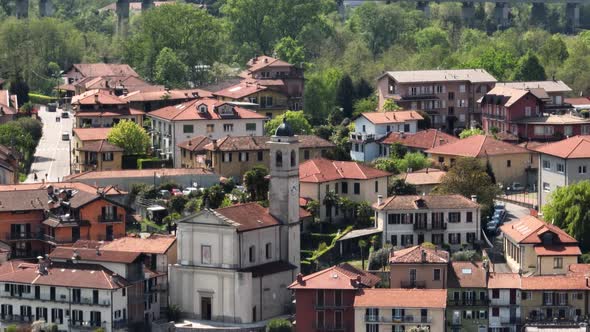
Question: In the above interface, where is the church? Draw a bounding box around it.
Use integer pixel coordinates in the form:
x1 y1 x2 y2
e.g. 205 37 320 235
169 119 301 324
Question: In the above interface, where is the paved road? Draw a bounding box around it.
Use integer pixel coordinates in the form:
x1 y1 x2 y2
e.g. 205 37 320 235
25 106 72 183
489 202 531 273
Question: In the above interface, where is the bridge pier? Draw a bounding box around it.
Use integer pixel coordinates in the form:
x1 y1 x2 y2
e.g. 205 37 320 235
494 2 510 29
416 1 430 18
142 0 154 11
39 0 54 17
15 0 28 18
461 2 475 22
116 0 130 35
566 3 580 33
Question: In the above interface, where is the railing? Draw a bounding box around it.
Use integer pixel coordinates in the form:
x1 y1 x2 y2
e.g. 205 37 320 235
365 315 433 323
43 234 90 244
69 320 103 329
413 223 428 230
400 280 426 289
113 319 128 329
3 231 44 241
431 222 447 230
482 113 506 120
99 214 124 223
0 293 110 306
0 315 34 322
349 133 376 142
46 212 82 224
450 298 490 306
314 324 345 331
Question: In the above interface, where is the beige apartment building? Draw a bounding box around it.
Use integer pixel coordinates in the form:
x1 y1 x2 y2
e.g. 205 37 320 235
377 69 497 131
389 245 449 289
72 128 124 173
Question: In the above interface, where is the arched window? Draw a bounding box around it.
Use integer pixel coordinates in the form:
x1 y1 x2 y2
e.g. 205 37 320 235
276 151 283 168
290 150 296 167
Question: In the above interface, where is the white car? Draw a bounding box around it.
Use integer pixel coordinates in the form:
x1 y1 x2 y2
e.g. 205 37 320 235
509 182 525 192
182 187 199 196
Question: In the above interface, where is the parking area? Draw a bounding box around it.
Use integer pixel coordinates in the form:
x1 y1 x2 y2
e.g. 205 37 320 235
486 202 531 273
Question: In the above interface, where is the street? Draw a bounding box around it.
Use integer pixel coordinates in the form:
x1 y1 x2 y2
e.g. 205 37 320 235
488 201 531 273
24 106 72 183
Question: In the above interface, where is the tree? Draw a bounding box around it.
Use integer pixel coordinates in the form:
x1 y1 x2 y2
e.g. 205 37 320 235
539 35 569 76
356 201 373 228
434 157 501 215
16 117 42 143
154 47 188 88
485 160 497 184
243 165 269 201
353 96 378 117
459 128 484 139
9 79 29 105
373 157 398 174
369 247 391 271
382 99 401 112
543 181 590 250
264 111 312 135
203 184 226 209
304 67 342 125
274 36 305 65
395 152 431 174
107 120 150 155
323 191 339 223
266 318 292 332
511 51 547 81
358 239 368 270
389 142 408 159
354 78 373 100
388 178 417 196
336 74 355 119
169 195 188 214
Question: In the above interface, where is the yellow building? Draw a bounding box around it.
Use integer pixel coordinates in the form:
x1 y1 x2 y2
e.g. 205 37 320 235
213 81 290 119
72 128 124 173
500 215 581 275
425 134 536 189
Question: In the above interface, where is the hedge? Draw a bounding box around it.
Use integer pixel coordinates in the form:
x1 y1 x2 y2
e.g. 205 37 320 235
29 93 56 105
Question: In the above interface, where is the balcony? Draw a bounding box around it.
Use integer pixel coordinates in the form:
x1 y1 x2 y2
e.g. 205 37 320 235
400 280 426 289
69 320 104 330
43 234 90 244
3 231 44 241
413 223 428 231
113 319 128 329
314 324 345 331
365 315 432 324
349 133 376 143
431 222 447 230
482 113 506 120
0 315 34 323
0 293 111 306
412 222 447 231
449 298 490 306
99 214 124 223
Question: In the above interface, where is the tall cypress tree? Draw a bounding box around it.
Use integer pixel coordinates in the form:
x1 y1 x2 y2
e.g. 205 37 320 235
335 74 354 119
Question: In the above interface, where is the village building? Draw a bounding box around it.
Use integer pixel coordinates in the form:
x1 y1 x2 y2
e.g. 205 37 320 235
72 128 124 173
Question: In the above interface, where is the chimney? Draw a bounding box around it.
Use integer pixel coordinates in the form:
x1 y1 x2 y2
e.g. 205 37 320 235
377 195 383 206
421 249 427 263
425 168 429 174
96 246 101 256
296 273 303 284
94 94 99 104
471 195 477 203
586 277 589 288
212 139 218 150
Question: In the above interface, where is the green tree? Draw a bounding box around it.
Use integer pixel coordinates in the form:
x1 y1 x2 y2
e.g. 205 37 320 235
266 318 292 332
354 78 373 100
169 195 188 214
304 67 342 125
388 178 418 196
382 99 401 112
511 51 547 81
323 191 339 223
336 74 354 119
9 79 29 105
459 128 484 139
415 26 450 51
538 35 569 76
154 47 188 88
353 96 378 117
373 157 398 174
264 111 312 135
274 36 305 65
358 239 368 270
203 184 226 209
16 117 42 143
543 181 590 250
461 47 517 81
107 120 151 155
434 157 501 215
395 152 431 174
243 165 269 201
356 201 373 228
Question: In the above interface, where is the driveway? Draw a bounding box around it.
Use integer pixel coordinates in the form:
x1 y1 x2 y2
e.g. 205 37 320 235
24 106 73 183
488 202 531 273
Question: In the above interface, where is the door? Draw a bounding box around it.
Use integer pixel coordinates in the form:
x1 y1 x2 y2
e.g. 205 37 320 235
418 234 424 244
106 225 113 241
509 289 516 304
201 297 212 320
72 227 80 242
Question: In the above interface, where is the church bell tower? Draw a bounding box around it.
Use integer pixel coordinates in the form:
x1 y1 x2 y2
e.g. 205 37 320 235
268 118 300 271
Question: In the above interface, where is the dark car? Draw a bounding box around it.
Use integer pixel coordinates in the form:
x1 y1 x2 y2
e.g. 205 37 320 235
61 111 69 118
47 103 58 112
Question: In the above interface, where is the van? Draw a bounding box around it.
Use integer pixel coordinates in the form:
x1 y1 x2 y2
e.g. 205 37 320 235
61 132 70 141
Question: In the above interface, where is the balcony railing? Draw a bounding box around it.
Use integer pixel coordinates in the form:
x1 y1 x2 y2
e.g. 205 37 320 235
482 113 506 120
365 315 432 323
431 222 447 230
99 214 124 223
349 133 376 142
43 234 90 244
0 293 110 306
449 298 490 306
0 315 34 323
3 231 44 241
413 223 428 231
314 324 346 331
69 320 103 330
400 280 427 289
113 319 128 329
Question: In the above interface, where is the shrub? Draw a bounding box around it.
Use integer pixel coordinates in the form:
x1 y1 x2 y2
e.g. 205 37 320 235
369 247 391 270
451 250 482 261
266 318 292 332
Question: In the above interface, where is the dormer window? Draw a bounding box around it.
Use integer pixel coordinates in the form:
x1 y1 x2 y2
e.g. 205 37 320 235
198 105 208 114
218 104 235 117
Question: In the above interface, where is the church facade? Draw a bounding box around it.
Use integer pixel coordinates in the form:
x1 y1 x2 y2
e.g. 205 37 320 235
169 119 301 323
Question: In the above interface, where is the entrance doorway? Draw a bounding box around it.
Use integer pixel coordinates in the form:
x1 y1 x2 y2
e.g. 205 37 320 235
201 297 212 320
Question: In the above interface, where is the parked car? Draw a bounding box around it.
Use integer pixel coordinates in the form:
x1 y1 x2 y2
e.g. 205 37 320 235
159 190 171 199
61 111 69 118
182 187 199 196
508 182 525 192
486 219 500 235
47 102 58 112
492 210 505 224
171 188 183 196
61 132 69 141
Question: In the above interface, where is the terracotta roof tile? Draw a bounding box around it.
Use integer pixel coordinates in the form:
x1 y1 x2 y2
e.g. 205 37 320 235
534 135 590 159
374 194 479 211
148 98 266 121
202 135 335 152
121 88 212 101
71 89 127 105
500 215 578 245
289 263 380 290
77 140 123 153
381 69 496 84
0 182 121 196
425 135 529 157
521 275 589 290
488 273 521 289
479 86 533 107
361 111 423 125
354 288 447 308
49 247 141 264
496 81 572 93
73 128 111 141
64 168 215 181
101 235 176 255
0 189 48 212
176 136 212 152
380 129 458 150
213 202 280 232
246 56 293 73
389 245 449 264
213 81 267 99
565 97 590 106
533 245 581 256
568 264 590 275
73 108 145 117
448 261 487 288
403 168 447 186
299 158 391 183
71 63 139 78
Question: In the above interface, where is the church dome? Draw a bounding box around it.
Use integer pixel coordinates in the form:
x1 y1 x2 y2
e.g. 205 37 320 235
275 117 294 137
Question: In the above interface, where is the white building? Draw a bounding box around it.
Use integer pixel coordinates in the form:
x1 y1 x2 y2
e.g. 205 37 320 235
0 258 129 332
488 273 521 332
374 194 481 251
148 98 266 167
169 119 301 325
349 111 422 162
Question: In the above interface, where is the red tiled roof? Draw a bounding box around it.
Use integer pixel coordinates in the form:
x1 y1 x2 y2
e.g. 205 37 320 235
213 202 280 232
533 245 581 256
521 275 589 290
289 263 380 290
0 182 121 196
448 261 487 288
121 88 213 102
73 128 111 141
361 111 423 125
246 55 293 73
389 245 449 264
213 81 267 99
73 108 145 117
534 135 590 159
176 136 211 152
479 86 532 107
148 98 266 121
380 129 458 150
64 168 215 181
354 289 447 308
565 97 590 106
299 158 391 183
568 264 590 275
374 194 479 211
49 247 141 263
202 135 335 152
488 273 521 289
403 168 447 186
71 89 127 105
101 235 176 255
500 215 578 245
0 189 48 212
77 140 123 153
70 63 139 78
425 135 529 157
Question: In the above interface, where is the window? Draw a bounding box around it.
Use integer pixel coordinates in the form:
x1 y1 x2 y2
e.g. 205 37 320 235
449 233 461 245
534 125 545 136
201 245 211 264
51 308 63 324
431 234 443 245
522 291 529 300
543 292 553 305
374 181 379 193
390 235 397 246
467 232 476 243
265 243 272 259
492 289 500 299
317 290 325 307
459 85 466 93
249 246 256 263
183 125 194 134
341 182 348 194
239 152 249 162
580 165 587 174
543 160 551 170
93 289 99 304
72 309 83 323
102 152 113 161
466 212 473 223
545 126 554 135
257 151 264 161
543 182 551 192
449 212 461 223
35 307 47 321
50 287 55 301
260 96 273 108
276 151 282 167
20 305 31 319
72 288 81 303
492 307 499 317
246 123 257 131
334 290 342 307
291 150 296 167
583 125 590 135
507 160 511 167
90 311 102 325
353 183 360 195
525 106 531 117
303 150 310 160
557 163 564 173
222 152 232 163
223 124 234 132
401 234 413 246
564 126 573 136
448 92 455 100
206 124 214 133
335 310 343 329
554 257 563 269
433 269 441 281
